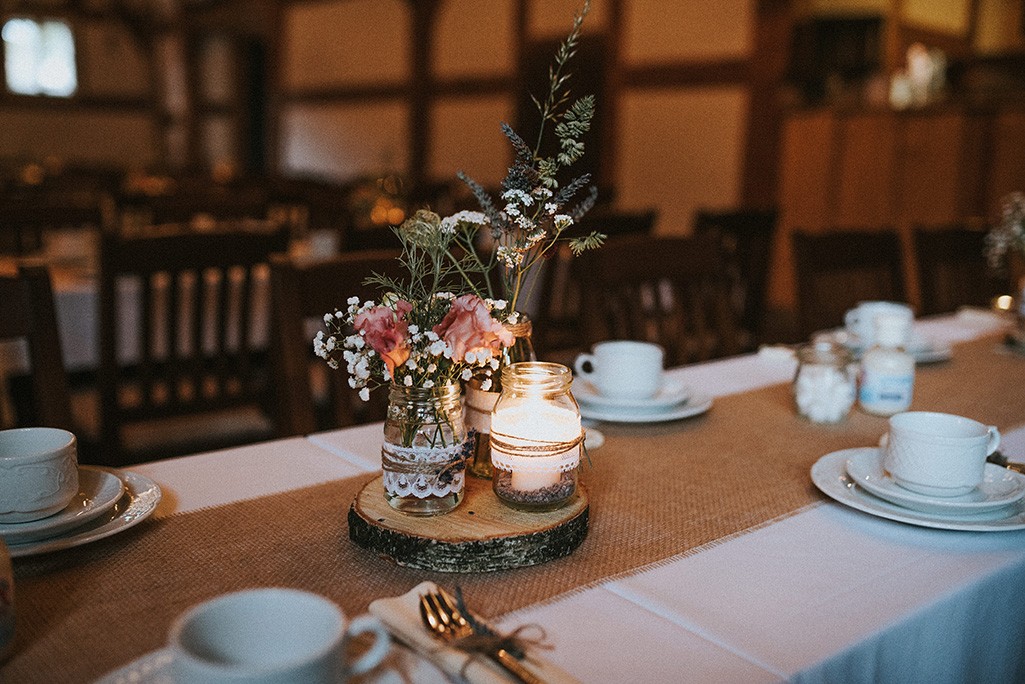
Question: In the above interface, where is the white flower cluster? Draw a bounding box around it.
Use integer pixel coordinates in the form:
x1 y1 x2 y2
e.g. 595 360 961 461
314 295 509 400
496 186 574 270
440 210 488 234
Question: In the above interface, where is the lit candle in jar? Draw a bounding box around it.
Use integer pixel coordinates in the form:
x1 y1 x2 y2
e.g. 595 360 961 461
491 401 580 491
490 362 582 511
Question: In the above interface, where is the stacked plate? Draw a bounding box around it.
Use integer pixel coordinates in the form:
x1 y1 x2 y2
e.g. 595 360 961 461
573 378 712 423
811 447 1025 531
813 329 953 364
1 465 161 558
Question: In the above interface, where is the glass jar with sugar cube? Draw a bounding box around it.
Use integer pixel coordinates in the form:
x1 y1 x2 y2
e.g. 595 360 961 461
793 341 857 424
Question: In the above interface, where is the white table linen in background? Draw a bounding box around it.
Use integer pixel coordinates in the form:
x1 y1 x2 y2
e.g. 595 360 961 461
126 312 1025 683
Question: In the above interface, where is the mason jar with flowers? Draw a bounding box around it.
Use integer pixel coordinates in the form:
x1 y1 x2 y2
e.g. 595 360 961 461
315 213 513 516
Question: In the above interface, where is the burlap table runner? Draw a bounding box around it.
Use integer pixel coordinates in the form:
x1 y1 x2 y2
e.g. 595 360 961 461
5 336 1025 682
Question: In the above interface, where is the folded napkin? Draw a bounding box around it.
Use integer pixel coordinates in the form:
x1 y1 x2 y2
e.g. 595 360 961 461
369 581 580 684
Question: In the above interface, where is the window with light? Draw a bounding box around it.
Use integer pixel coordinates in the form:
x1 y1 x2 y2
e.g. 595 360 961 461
2 18 77 97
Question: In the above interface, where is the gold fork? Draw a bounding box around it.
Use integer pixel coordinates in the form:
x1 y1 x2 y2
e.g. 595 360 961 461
418 589 545 684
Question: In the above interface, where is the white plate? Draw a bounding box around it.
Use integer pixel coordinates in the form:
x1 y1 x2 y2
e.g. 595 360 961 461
813 329 952 364
910 345 954 364
812 449 1025 531
0 466 124 545
578 391 713 423
845 448 1025 515
95 649 172 684
573 379 690 410
7 469 161 558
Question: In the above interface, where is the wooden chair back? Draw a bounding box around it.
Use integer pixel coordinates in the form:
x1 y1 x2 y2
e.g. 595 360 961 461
269 250 405 436
792 228 907 339
694 208 777 348
0 262 73 430
914 225 1005 316
573 232 741 367
97 222 289 464
0 198 111 255
534 209 658 362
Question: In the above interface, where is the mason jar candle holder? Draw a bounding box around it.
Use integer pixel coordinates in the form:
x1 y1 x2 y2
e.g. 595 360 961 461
490 362 581 511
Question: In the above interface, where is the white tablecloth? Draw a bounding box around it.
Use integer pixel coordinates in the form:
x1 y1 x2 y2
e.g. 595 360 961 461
123 311 1025 683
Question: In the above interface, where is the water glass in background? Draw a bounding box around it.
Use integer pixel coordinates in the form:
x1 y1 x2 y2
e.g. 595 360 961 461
793 341 856 423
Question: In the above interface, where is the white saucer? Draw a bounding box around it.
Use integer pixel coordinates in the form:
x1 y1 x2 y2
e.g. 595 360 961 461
7 469 161 558
573 379 690 410
811 449 1025 531
814 329 952 364
845 448 1025 515
95 649 172 684
578 391 712 423
0 466 124 545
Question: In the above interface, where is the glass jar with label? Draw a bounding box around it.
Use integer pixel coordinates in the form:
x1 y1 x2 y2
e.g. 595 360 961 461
859 313 915 416
793 341 857 423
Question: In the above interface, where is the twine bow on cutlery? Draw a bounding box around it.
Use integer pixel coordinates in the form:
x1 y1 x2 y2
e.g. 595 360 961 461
419 587 548 684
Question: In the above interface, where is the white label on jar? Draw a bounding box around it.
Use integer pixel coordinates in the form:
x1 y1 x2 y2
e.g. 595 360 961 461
859 372 914 414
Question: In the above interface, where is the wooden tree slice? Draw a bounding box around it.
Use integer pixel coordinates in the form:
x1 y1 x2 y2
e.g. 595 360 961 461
348 475 589 573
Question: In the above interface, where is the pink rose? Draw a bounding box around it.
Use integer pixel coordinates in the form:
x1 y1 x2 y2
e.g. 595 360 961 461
433 295 514 362
354 300 412 377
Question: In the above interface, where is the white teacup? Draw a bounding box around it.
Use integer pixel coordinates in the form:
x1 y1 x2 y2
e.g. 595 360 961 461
883 412 1001 497
169 588 390 684
844 301 913 347
0 427 79 523
574 340 664 400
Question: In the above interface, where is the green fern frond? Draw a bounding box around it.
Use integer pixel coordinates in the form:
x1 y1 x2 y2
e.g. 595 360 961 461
568 231 605 255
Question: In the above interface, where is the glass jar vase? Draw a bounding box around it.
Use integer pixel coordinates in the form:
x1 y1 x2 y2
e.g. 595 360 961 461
382 382 467 516
490 362 581 511
465 313 536 479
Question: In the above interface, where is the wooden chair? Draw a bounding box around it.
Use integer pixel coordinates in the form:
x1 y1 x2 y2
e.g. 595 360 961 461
693 208 777 348
534 209 658 363
96 222 290 465
792 228 907 339
0 262 73 430
0 197 112 255
913 225 1006 316
269 250 405 436
572 232 742 367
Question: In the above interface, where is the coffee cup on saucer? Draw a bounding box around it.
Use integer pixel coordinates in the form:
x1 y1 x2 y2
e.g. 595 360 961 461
169 587 390 683
882 411 1001 497
844 301 913 348
0 427 79 523
574 340 664 401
